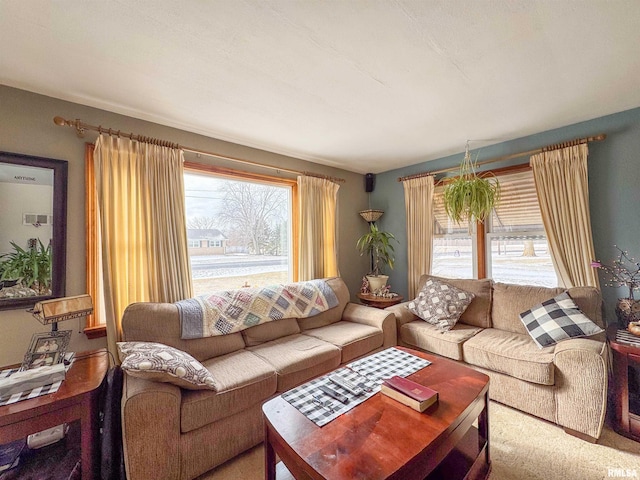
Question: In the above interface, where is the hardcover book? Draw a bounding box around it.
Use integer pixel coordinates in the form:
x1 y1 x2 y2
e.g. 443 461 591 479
381 376 438 412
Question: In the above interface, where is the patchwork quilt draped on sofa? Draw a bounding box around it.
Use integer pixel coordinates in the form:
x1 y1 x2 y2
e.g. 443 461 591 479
176 279 339 339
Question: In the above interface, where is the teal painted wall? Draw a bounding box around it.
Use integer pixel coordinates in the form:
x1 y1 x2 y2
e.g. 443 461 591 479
372 107 640 325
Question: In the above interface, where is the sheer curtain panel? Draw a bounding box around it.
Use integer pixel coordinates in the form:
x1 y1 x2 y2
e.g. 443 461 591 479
530 144 599 288
297 175 340 280
403 175 435 298
93 135 193 357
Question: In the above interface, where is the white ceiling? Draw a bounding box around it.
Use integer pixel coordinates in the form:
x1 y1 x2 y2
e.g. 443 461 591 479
1 1 640 174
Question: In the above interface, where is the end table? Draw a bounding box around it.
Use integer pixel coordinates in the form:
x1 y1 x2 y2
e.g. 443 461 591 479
0 349 109 479
607 325 640 442
357 292 403 309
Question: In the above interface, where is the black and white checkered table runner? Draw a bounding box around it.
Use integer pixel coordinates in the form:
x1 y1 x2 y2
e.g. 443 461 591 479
0 363 72 406
281 347 431 427
616 329 640 348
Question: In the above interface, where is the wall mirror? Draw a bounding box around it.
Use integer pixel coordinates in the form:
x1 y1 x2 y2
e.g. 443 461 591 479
0 151 67 311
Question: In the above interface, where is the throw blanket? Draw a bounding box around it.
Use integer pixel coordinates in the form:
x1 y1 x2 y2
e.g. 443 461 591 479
177 279 339 339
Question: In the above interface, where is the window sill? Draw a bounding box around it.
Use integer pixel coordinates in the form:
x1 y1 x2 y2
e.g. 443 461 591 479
84 325 106 339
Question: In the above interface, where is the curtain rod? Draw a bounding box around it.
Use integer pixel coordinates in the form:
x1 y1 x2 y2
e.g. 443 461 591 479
397 133 607 182
53 116 345 183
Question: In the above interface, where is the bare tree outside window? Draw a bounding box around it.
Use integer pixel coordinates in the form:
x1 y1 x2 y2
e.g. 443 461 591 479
184 172 292 294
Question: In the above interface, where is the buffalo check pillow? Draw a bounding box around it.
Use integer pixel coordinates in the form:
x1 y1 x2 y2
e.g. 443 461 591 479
519 291 603 348
407 278 475 331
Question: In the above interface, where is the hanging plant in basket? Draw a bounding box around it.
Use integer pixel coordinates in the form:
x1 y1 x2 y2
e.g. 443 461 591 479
443 142 500 224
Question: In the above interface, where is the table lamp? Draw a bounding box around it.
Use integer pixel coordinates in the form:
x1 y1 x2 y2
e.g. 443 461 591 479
30 294 93 332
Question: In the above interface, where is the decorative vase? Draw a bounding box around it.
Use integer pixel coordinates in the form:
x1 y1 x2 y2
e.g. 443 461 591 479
615 298 640 328
366 275 389 294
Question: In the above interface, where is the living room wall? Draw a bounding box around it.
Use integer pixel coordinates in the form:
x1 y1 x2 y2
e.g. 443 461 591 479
0 85 370 365
373 106 640 325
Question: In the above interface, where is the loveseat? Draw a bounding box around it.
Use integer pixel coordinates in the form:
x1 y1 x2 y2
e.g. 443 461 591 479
387 274 608 441
119 277 396 480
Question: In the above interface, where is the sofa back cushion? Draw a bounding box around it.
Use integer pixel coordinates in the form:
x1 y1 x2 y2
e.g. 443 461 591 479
297 277 350 331
491 283 564 335
121 302 245 362
242 318 301 347
417 275 493 328
565 286 604 329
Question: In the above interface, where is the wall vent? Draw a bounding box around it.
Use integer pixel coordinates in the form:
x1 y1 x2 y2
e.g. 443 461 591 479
23 213 52 226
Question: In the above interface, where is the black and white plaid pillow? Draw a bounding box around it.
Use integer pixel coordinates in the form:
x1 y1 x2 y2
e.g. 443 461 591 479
519 292 603 348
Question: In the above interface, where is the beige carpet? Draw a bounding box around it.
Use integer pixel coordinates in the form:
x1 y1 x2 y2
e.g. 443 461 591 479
198 402 640 480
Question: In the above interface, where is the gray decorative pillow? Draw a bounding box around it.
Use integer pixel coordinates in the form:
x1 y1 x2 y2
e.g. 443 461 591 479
407 278 475 331
117 342 218 391
519 291 604 348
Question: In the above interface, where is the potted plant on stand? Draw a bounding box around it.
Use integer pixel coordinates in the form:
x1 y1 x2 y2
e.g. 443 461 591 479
356 223 397 294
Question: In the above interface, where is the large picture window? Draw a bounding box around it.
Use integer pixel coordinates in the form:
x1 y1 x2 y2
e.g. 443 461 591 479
184 164 297 295
432 165 558 287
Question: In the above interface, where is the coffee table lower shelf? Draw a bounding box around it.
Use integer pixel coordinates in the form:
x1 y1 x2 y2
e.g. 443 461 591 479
273 425 489 480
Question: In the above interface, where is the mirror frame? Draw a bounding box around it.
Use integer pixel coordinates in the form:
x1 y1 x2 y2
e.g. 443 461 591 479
0 151 68 311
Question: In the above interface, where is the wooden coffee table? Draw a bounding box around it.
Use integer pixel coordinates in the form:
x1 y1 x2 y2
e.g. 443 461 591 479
263 347 490 480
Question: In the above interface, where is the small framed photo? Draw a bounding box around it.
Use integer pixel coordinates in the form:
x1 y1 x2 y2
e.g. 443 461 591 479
20 330 71 371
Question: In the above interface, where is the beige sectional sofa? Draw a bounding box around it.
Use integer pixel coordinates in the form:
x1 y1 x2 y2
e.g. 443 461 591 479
387 274 608 441
119 277 396 480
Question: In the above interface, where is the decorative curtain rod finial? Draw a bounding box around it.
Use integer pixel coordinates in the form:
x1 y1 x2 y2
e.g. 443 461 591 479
53 116 85 137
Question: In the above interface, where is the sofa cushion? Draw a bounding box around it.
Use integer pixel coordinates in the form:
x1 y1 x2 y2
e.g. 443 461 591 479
180 350 277 433
417 275 493 328
491 283 564 335
519 291 604 348
566 286 604 329
296 277 350 330
303 321 383 363
241 318 300 347
462 329 555 385
247 334 341 392
118 342 218 390
399 321 483 361
408 278 475 331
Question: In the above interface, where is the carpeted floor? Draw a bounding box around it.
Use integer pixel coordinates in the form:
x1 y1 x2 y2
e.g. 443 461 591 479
198 401 640 480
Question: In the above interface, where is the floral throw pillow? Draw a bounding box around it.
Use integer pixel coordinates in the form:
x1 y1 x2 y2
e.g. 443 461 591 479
407 278 475 331
117 341 218 391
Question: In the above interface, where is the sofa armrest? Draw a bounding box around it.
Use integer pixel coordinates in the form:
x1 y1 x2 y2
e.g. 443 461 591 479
553 338 608 440
342 303 397 347
385 302 418 328
122 374 182 480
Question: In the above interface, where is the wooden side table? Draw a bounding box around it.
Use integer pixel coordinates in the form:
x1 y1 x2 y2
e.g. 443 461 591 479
357 292 403 309
607 326 640 442
0 349 109 479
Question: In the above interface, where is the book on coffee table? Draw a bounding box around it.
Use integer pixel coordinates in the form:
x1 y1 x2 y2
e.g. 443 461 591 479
381 376 438 412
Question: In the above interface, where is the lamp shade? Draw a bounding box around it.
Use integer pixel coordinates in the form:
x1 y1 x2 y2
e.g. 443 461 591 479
31 294 93 325
359 209 384 223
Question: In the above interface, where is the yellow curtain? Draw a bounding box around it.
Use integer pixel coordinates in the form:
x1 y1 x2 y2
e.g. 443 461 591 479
402 175 435 298
530 144 599 288
297 175 340 280
94 135 193 357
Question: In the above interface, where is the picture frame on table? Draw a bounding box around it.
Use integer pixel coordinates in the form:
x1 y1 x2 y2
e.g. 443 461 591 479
20 330 71 371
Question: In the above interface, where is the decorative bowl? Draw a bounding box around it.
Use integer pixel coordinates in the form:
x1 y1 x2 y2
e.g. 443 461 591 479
628 321 640 337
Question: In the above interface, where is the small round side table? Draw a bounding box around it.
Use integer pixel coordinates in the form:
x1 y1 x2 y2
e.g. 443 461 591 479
357 292 403 309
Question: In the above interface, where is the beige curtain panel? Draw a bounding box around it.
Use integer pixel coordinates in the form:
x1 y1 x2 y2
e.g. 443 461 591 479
530 144 599 288
402 175 435 298
94 135 193 357
297 175 340 280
